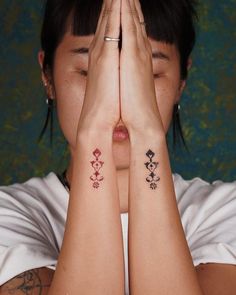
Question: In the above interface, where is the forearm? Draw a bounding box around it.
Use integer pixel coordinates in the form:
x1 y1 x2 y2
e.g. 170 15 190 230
49 130 125 295
128 130 203 295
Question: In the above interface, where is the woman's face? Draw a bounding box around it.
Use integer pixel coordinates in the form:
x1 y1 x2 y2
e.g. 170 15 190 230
39 31 187 170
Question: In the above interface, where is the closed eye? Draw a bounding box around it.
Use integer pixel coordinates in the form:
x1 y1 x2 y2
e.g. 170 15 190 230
153 73 165 79
79 70 162 79
79 70 88 77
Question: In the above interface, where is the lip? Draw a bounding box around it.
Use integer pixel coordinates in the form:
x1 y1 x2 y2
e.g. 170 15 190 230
113 125 129 141
114 126 129 133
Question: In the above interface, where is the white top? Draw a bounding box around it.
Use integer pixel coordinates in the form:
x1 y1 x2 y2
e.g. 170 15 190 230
0 172 236 294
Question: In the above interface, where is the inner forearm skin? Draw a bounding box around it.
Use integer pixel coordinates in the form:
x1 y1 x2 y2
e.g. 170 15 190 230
128 130 203 295
48 131 125 295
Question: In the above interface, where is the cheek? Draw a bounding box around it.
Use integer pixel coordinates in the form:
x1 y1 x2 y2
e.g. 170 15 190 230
53 70 87 148
154 78 180 132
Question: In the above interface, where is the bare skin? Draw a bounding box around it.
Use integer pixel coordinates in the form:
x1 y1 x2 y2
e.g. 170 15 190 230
1 0 236 294
38 1 187 216
40 36 186 213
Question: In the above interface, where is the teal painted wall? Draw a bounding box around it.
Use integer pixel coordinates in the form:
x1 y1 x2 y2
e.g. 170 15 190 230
0 1 236 185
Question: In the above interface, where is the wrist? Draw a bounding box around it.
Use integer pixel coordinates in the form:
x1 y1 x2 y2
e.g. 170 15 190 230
76 126 114 147
128 122 166 146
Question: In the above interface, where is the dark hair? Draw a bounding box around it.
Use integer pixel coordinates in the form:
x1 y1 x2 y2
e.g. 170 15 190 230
38 0 198 147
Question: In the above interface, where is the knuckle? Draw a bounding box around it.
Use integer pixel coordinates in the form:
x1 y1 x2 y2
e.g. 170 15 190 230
105 24 116 36
103 8 112 18
127 8 136 15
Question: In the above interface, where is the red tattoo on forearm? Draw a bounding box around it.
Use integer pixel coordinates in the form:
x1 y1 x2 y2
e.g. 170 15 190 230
90 148 104 188
144 149 160 190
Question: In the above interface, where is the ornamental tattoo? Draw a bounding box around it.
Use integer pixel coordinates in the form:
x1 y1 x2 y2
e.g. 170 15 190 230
3 269 50 294
144 149 160 190
90 148 104 189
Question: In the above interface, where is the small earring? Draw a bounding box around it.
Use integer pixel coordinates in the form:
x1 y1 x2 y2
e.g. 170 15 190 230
43 79 48 88
38 96 55 146
46 97 54 109
43 80 55 101
172 103 188 151
174 103 181 115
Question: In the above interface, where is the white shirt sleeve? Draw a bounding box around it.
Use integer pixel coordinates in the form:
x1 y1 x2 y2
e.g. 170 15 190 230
0 181 59 285
174 174 236 267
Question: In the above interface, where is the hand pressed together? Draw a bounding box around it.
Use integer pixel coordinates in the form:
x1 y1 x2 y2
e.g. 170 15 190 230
120 0 165 135
78 0 165 140
76 0 121 137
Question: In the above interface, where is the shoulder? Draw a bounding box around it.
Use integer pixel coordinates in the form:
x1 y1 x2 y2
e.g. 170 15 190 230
173 173 236 267
0 172 68 218
0 172 67 286
173 172 236 209
0 171 65 202
0 171 69 244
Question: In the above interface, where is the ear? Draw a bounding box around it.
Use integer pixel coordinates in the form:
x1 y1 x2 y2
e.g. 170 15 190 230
38 50 55 99
38 50 47 86
187 57 192 71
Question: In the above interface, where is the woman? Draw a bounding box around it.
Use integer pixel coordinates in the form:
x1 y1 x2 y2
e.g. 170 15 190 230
0 0 236 294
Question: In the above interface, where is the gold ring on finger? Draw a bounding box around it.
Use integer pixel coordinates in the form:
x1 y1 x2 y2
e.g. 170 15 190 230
140 21 146 26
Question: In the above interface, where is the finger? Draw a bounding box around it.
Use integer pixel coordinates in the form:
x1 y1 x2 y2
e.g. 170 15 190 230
94 0 118 48
121 0 137 49
134 0 148 39
93 0 111 45
91 1 107 50
128 0 146 47
94 1 106 36
103 0 121 50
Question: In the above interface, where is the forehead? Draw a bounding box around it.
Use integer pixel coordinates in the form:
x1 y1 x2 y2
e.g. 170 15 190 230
57 32 180 62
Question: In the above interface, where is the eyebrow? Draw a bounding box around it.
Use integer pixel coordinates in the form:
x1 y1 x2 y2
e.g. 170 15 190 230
70 47 89 54
70 47 170 60
152 51 170 61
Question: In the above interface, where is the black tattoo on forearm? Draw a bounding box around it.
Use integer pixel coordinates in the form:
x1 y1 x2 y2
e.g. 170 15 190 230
144 149 160 190
4 269 50 294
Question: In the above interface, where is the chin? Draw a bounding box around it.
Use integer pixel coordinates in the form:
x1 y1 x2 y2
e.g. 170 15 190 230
113 139 130 169
115 162 130 170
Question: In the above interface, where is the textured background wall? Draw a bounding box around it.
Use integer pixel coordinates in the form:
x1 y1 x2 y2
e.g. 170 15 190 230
0 0 236 185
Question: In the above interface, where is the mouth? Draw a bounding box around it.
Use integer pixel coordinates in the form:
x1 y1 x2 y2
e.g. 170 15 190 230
113 125 129 141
